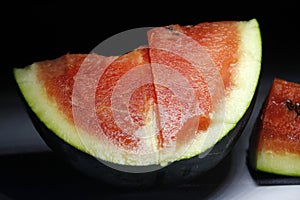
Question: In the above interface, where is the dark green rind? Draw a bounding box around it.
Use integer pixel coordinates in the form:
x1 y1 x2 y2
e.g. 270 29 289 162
247 95 264 172
18 85 258 188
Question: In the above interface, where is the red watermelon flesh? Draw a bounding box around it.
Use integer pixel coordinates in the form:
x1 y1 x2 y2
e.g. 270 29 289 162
179 21 239 89
257 78 300 154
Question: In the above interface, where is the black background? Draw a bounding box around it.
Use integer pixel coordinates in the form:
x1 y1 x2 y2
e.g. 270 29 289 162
1 2 300 88
1 1 300 200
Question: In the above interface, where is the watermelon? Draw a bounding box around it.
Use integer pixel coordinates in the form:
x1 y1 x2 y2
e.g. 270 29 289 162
14 18 261 186
249 78 300 177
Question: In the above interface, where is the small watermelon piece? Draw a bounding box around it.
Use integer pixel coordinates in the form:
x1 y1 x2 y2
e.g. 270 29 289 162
250 78 300 177
13 18 261 167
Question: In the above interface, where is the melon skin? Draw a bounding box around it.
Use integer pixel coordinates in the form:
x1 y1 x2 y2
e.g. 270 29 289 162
249 78 300 177
18 83 258 188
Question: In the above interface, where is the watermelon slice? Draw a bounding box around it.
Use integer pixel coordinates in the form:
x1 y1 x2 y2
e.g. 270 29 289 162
250 78 300 177
14 19 261 167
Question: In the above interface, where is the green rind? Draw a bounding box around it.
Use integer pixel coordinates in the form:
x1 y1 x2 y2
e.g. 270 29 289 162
256 150 300 177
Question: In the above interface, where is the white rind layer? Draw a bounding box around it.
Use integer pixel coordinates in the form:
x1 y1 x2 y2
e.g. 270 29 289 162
257 150 300 177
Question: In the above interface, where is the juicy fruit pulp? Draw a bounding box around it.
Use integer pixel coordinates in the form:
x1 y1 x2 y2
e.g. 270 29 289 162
252 78 300 176
14 19 261 166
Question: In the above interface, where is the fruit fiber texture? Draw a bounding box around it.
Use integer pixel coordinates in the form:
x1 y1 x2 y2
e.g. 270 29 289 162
14 19 261 167
250 78 300 177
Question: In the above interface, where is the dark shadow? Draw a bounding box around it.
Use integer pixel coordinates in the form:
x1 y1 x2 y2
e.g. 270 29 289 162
0 150 233 200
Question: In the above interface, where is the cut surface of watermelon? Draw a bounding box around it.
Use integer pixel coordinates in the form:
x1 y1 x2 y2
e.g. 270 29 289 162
252 78 300 176
14 19 261 166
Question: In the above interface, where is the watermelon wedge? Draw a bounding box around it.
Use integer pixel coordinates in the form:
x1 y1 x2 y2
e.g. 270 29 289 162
249 78 300 177
14 18 261 168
